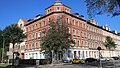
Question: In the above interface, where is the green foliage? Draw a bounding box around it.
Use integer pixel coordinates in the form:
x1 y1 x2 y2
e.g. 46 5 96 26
104 36 117 57
3 24 27 65
85 0 120 18
41 19 74 53
0 30 8 61
0 30 3 48
104 36 117 50
0 64 9 67
3 24 27 45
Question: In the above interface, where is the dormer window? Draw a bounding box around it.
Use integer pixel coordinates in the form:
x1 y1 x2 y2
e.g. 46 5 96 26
20 24 22 28
48 9 52 13
50 9 52 13
57 7 60 11
65 8 69 12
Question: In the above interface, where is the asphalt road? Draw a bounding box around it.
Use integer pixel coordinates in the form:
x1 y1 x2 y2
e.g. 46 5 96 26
3 64 98 68
2 60 120 68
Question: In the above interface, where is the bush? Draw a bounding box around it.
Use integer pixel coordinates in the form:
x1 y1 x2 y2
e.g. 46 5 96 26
19 59 51 65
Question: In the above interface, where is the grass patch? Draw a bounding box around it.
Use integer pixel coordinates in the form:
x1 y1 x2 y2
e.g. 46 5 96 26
0 64 9 67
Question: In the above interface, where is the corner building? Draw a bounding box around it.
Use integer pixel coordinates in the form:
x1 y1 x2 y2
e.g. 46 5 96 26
24 1 120 59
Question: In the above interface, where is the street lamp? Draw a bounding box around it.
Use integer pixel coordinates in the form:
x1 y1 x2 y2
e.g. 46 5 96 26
51 50 54 64
97 47 102 68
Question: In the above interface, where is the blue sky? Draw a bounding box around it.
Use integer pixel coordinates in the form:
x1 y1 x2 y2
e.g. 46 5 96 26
0 0 120 32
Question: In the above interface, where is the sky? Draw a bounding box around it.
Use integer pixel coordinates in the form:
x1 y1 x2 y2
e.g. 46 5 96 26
0 0 120 32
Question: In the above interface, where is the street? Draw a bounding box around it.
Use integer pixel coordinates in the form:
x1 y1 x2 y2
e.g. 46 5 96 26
3 63 98 68
3 60 120 68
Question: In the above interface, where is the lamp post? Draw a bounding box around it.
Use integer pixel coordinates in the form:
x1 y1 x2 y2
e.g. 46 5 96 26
51 50 54 64
97 47 102 68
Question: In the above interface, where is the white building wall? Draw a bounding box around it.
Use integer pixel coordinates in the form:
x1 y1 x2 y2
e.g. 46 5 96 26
68 48 100 59
24 51 45 59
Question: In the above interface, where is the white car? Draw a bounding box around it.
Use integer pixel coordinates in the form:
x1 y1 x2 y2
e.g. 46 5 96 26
62 57 72 63
99 57 114 61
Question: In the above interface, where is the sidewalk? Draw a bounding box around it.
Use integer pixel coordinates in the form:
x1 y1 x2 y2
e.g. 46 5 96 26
38 63 66 68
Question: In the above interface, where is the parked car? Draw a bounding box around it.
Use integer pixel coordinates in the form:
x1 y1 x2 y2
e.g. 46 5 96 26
98 57 108 61
106 57 114 61
98 57 114 61
85 58 97 63
112 57 119 60
72 59 85 64
99 57 106 61
62 57 72 63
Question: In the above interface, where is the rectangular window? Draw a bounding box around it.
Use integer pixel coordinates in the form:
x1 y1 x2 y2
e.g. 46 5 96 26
66 18 69 24
78 40 80 46
32 33 34 39
39 23 41 28
36 42 39 48
29 35 31 40
39 32 41 37
80 23 82 28
72 20 74 25
76 21 78 26
36 24 38 28
26 28 28 32
29 27 31 31
82 41 84 47
73 29 76 35
27 35 29 40
36 32 38 38
78 51 80 58
82 51 84 58
26 45 29 49
84 32 86 38
74 51 77 59
86 25 88 30
67 28 70 33
78 30 80 36
43 21 46 26
88 42 89 48
83 24 85 28
73 39 76 46
32 42 34 48
86 51 88 57
86 41 87 47
82 31 84 37
89 51 91 57
32 25 34 30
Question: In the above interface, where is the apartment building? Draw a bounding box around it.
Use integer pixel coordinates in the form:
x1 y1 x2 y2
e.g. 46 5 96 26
8 0 120 60
101 25 120 57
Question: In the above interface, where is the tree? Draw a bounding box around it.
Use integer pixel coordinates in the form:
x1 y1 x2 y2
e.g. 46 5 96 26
0 30 3 61
0 30 9 63
3 24 27 65
85 0 120 18
0 30 2 48
104 36 117 57
41 18 75 63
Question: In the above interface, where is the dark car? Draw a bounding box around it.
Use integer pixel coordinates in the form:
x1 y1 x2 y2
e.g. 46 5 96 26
112 57 119 60
85 58 97 63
